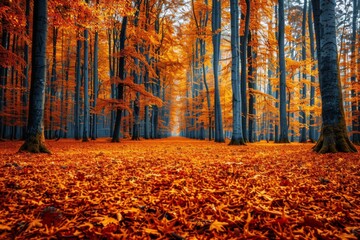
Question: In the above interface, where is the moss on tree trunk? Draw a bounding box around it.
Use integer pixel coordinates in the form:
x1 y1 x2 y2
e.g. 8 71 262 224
19 133 50 153
313 122 357 153
229 137 246 146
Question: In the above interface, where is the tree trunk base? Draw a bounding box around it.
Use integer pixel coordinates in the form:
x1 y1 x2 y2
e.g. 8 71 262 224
313 125 357 153
82 137 89 142
277 138 290 143
229 137 246 145
131 136 140 141
111 138 120 143
19 134 50 153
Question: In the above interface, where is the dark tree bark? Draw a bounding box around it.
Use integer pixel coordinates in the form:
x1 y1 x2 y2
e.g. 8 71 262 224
248 32 257 143
240 0 250 142
229 0 245 145
49 26 58 139
74 38 81 140
112 16 128 142
351 0 359 144
20 0 50 153
278 0 289 143
0 29 9 140
22 0 30 140
300 0 308 143
312 0 357 153
212 0 224 143
82 27 90 142
92 30 99 140
308 3 316 142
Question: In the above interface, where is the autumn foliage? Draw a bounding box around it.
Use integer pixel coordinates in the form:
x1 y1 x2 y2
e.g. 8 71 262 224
1 138 359 239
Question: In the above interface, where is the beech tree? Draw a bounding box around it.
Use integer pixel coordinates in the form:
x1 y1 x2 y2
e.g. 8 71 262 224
212 0 224 143
19 0 50 153
312 0 357 153
229 0 245 145
278 0 289 143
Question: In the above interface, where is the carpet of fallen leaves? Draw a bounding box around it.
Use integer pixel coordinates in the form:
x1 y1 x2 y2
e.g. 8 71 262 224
0 137 359 239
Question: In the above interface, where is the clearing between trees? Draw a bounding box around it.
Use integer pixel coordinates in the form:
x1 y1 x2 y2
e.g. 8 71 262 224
0 137 359 239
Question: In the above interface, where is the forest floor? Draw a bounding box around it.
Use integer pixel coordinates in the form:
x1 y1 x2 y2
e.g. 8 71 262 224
0 137 359 239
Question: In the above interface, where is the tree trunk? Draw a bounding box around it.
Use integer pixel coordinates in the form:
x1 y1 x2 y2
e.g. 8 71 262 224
49 27 58 139
212 0 225 143
312 0 357 153
229 0 245 145
112 16 128 142
351 0 359 144
300 0 308 143
308 3 316 142
20 0 50 153
74 39 81 140
278 0 289 143
92 30 99 140
240 0 250 142
82 28 89 142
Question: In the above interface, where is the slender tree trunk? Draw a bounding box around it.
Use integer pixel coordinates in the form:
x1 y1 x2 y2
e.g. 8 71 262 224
49 27 58 139
351 0 359 144
92 30 99 140
112 16 128 142
22 0 30 140
308 3 316 142
20 0 50 153
0 29 9 140
229 0 245 145
278 0 289 143
212 0 224 143
240 0 250 142
74 39 81 140
248 32 257 143
82 27 89 142
300 0 308 143
312 0 357 153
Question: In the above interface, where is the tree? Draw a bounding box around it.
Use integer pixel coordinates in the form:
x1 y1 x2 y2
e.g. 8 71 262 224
240 0 250 142
351 0 359 144
229 0 245 145
212 0 225 143
278 0 289 143
19 0 50 153
112 16 128 142
312 0 357 153
299 0 307 143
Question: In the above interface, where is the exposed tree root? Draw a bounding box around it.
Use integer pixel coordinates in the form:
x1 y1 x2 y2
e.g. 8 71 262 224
229 137 246 145
278 138 290 143
313 125 357 153
19 134 50 153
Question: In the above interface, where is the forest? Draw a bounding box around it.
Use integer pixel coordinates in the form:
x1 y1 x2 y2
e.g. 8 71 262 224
0 0 360 239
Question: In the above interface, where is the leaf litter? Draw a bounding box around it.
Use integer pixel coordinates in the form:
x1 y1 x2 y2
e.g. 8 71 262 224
0 137 359 239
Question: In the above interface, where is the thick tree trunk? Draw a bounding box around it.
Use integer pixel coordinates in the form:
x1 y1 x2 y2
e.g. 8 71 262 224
229 0 245 145
212 0 224 143
20 0 50 153
278 0 289 143
312 0 357 153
